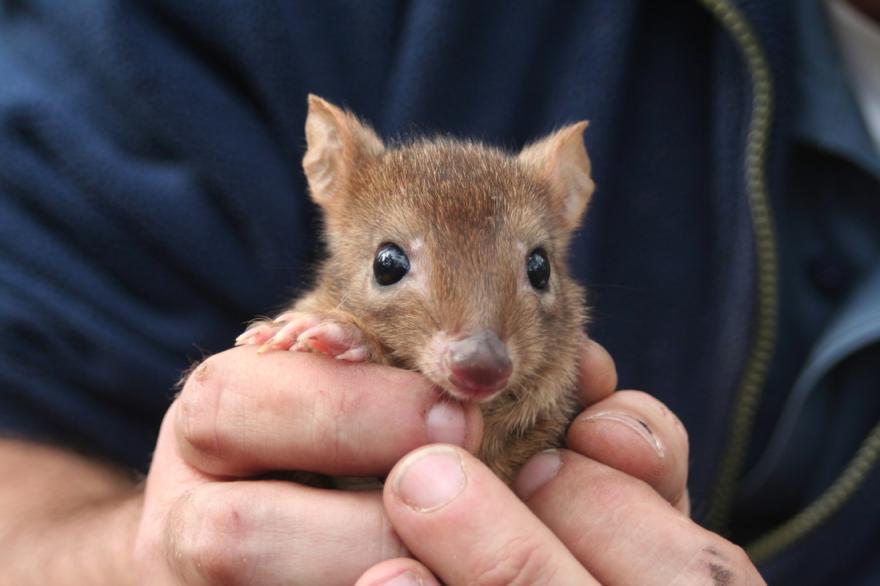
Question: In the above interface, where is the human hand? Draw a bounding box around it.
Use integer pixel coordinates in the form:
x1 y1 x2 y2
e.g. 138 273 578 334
132 346 483 585
355 340 766 585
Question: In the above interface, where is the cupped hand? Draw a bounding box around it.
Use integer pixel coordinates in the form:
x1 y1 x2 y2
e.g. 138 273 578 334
357 340 766 586
133 346 482 585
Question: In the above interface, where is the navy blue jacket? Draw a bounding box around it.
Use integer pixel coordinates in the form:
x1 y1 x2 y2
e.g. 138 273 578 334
1 1 878 583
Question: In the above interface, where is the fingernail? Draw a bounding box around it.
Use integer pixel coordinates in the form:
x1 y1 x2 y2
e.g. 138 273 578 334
375 571 423 586
393 445 465 512
426 401 467 446
579 411 665 457
514 449 562 500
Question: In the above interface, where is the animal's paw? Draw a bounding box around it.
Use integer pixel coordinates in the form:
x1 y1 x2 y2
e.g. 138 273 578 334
235 311 372 362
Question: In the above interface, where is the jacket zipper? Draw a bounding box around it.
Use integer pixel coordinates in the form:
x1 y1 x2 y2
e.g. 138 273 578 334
696 0 779 535
697 0 880 565
747 422 880 562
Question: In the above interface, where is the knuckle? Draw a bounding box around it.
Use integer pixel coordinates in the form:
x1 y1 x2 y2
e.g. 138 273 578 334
173 487 255 585
470 535 555 586
726 544 765 585
308 381 356 467
676 541 763 586
582 462 651 511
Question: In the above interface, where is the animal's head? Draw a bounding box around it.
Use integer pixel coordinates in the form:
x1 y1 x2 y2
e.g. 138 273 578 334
303 95 593 404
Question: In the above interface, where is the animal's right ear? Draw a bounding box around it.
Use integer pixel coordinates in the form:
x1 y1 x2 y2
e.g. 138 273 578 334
518 122 594 231
302 94 384 211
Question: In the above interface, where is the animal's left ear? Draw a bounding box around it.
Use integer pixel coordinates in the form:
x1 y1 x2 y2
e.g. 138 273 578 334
518 122 594 231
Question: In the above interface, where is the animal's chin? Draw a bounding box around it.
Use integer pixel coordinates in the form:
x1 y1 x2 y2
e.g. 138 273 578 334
435 376 509 404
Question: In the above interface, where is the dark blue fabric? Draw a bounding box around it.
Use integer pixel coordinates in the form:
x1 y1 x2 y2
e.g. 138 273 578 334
726 4 880 581
732 0 880 543
0 0 751 495
1 1 878 582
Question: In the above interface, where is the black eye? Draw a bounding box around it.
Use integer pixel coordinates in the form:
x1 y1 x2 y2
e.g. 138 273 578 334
373 243 410 286
527 248 551 290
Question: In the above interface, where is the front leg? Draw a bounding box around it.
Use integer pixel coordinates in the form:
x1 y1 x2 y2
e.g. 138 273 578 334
235 309 384 363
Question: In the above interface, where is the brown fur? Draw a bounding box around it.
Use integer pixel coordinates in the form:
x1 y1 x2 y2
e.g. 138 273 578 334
262 96 594 484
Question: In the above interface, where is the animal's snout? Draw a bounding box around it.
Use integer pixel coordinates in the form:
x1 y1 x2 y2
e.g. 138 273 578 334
447 330 512 401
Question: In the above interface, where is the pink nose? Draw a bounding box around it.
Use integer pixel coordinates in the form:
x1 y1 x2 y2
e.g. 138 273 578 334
447 330 512 399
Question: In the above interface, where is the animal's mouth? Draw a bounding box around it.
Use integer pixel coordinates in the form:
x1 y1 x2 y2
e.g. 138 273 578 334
446 370 510 403
441 332 513 403
422 329 514 403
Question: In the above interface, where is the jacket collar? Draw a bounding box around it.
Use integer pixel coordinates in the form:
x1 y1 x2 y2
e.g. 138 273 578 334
793 0 880 178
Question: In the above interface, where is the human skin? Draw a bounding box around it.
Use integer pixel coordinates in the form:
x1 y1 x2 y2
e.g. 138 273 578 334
0 340 763 585
356 343 765 585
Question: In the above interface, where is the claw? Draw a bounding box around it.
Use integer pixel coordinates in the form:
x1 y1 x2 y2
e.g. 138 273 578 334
235 324 273 346
335 347 370 362
297 322 371 362
298 323 353 356
250 313 324 354
258 320 304 353
273 310 302 324
245 312 370 361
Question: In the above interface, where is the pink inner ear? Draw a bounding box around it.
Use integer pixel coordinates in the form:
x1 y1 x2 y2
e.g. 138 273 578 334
553 130 595 228
303 110 346 204
519 121 594 230
302 95 385 209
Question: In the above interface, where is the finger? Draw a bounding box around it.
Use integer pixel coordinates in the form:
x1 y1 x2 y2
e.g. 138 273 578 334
566 389 689 509
383 445 598 586
355 558 442 586
515 451 765 586
577 337 618 406
175 346 483 477
166 481 405 586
